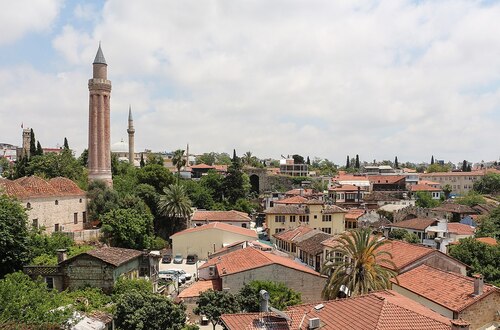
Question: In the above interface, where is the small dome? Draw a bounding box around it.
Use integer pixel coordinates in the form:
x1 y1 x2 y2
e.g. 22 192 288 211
111 139 128 153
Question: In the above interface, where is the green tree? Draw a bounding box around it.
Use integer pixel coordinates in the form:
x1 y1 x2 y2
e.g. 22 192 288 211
292 154 304 164
182 180 215 210
455 191 486 207
62 287 112 313
0 194 30 277
442 184 452 199
63 137 69 150
473 173 500 195
431 155 434 165
139 153 145 168
346 155 350 168
238 280 301 312
426 163 450 173
136 164 174 193
0 272 72 326
449 237 500 286
223 151 247 205
101 208 154 250
321 229 397 299
157 184 192 237
194 289 240 330
403 232 420 244
476 206 500 238
414 191 441 208
36 141 43 156
388 228 407 240
145 153 164 166
113 277 153 296
200 170 224 202
355 154 360 169
172 149 186 183
394 156 399 169
115 291 186 330
29 128 36 158
78 148 88 167
87 180 120 221
196 152 216 165
462 160 468 172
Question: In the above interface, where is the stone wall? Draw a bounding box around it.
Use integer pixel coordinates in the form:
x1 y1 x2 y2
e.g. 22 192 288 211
392 205 447 223
221 264 325 302
64 256 115 293
459 291 500 330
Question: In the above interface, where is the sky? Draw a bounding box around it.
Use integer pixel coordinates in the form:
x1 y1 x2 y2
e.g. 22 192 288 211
1 0 500 165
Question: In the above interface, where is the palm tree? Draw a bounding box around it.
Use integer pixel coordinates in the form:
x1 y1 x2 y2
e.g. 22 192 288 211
157 184 192 236
243 151 253 166
321 229 397 299
172 149 186 182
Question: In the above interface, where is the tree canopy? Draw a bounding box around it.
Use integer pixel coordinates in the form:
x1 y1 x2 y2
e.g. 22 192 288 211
414 191 441 208
194 289 240 330
238 281 301 312
473 173 500 195
101 208 155 250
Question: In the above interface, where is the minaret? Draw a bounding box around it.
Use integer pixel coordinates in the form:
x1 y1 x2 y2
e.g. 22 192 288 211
127 105 135 165
88 43 112 186
185 143 189 166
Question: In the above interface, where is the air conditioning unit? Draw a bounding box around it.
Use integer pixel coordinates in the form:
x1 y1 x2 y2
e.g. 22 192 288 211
309 318 320 329
208 266 215 277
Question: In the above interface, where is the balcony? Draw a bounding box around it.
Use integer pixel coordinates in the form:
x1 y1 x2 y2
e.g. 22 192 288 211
422 239 437 248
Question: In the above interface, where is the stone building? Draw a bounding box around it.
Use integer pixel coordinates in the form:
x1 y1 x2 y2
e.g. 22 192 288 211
0 176 87 234
88 44 112 186
24 247 161 293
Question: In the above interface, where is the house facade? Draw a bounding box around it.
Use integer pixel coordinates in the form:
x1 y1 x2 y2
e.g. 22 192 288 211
420 169 500 196
191 210 252 228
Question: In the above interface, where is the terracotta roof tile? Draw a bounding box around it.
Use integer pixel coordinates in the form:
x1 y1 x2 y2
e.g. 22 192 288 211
191 210 251 222
15 176 58 197
447 223 475 235
296 232 331 255
376 239 436 271
390 218 438 231
178 280 221 299
432 203 477 214
476 237 498 246
199 247 322 277
221 290 452 330
274 195 309 204
329 184 360 192
264 204 306 214
60 247 143 267
0 178 30 198
273 226 313 242
322 205 347 214
284 188 315 196
393 265 499 312
410 184 442 192
368 175 406 184
48 177 85 196
422 170 499 177
345 209 365 220
170 222 257 238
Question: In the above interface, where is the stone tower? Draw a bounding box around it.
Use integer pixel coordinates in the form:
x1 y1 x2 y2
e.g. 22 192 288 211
88 44 112 186
22 128 31 158
127 105 135 165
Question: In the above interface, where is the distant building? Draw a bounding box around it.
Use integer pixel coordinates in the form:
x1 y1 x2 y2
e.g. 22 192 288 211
420 169 500 196
191 210 251 228
0 142 18 162
279 158 308 177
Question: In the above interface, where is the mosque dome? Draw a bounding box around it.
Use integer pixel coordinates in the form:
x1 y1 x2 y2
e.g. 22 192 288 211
111 139 128 153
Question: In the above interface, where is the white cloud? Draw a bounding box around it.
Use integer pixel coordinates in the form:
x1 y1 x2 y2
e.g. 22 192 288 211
4 0 500 164
0 0 63 45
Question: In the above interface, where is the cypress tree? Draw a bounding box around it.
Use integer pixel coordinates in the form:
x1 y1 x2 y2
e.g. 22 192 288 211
346 155 350 168
29 129 36 158
431 155 434 165
467 164 472 172
306 156 311 165
462 160 467 172
140 154 145 168
355 155 360 169
63 137 69 150
394 156 399 169
36 141 43 155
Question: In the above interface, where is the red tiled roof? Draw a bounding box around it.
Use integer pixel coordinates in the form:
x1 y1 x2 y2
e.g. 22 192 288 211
322 205 347 214
390 218 438 231
393 265 499 312
0 178 30 198
333 174 369 182
213 165 228 172
60 247 142 267
329 184 360 192
296 232 332 255
410 184 442 192
199 247 322 277
273 226 313 242
345 209 365 220
368 175 406 185
191 210 251 222
190 164 214 169
447 223 475 235
419 180 441 186
476 237 498 246
49 177 85 196
177 280 221 299
274 195 309 204
221 290 452 330
264 204 306 214
376 240 436 271
432 203 477 214
15 176 58 197
170 222 257 238
284 188 315 196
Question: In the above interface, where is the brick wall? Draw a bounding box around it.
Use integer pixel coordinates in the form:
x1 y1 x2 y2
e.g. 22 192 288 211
459 291 500 330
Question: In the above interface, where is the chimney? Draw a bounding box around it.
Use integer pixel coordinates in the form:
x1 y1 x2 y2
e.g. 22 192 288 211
473 274 484 296
451 319 470 330
56 249 67 263
259 290 270 312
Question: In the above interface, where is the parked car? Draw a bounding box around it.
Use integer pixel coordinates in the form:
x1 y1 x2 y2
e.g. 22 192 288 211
170 269 191 281
173 254 183 264
162 254 172 263
186 254 198 264
159 270 183 284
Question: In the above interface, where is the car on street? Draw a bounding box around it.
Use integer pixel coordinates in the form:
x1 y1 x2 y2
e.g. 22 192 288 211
159 270 183 284
170 269 192 281
186 254 198 264
173 254 183 264
162 254 172 263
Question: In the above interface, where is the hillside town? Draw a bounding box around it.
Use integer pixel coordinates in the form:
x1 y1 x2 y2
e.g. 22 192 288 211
2 2 500 330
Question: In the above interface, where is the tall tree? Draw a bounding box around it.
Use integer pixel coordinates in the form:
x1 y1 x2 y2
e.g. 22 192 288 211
321 229 397 299
194 289 241 330
346 155 350 168
29 128 36 158
431 155 434 165
63 137 69 150
157 184 192 236
172 149 186 183
462 160 468 172
306 156 311 165
243 151 253 166
355 155 360 169
223 151 247 204
35 141 43 156
474 173 500 195
292 154 304 164
139 153 145 168
0 195 30 277
238 280 301 312
394 156 399 169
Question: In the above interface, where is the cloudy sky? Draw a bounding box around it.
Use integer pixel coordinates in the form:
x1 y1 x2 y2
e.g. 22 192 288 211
1 0 500 164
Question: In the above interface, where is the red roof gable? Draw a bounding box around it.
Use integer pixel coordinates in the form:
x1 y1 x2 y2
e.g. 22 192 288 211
191 210 251 222
171 222 257 238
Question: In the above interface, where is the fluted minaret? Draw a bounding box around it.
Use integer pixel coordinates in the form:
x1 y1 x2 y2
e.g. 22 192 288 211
127 105 135 165
88 43 112 186
186 143 189 166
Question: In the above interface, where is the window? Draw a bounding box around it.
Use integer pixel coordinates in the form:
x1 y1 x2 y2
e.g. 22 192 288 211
242 223 247 228
54 224 59 232
275 215 285 223
46 277 54 289
289 215 296 222
299 215 309 223
55 200 59 205
74 213 78 224
321 227 332 234
314 215 317 219
32 219 38 228
270 201 274 207
275 228 285 234
82 211 87 223
322 215 332 222
26 202 31 209
79 198 82 203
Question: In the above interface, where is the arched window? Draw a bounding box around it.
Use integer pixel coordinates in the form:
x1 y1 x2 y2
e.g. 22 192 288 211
26 202 31 209
55 200 59 205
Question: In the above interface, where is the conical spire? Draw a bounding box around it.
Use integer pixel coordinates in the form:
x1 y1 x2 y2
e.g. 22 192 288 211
128 105 133 121
93 42 107 65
